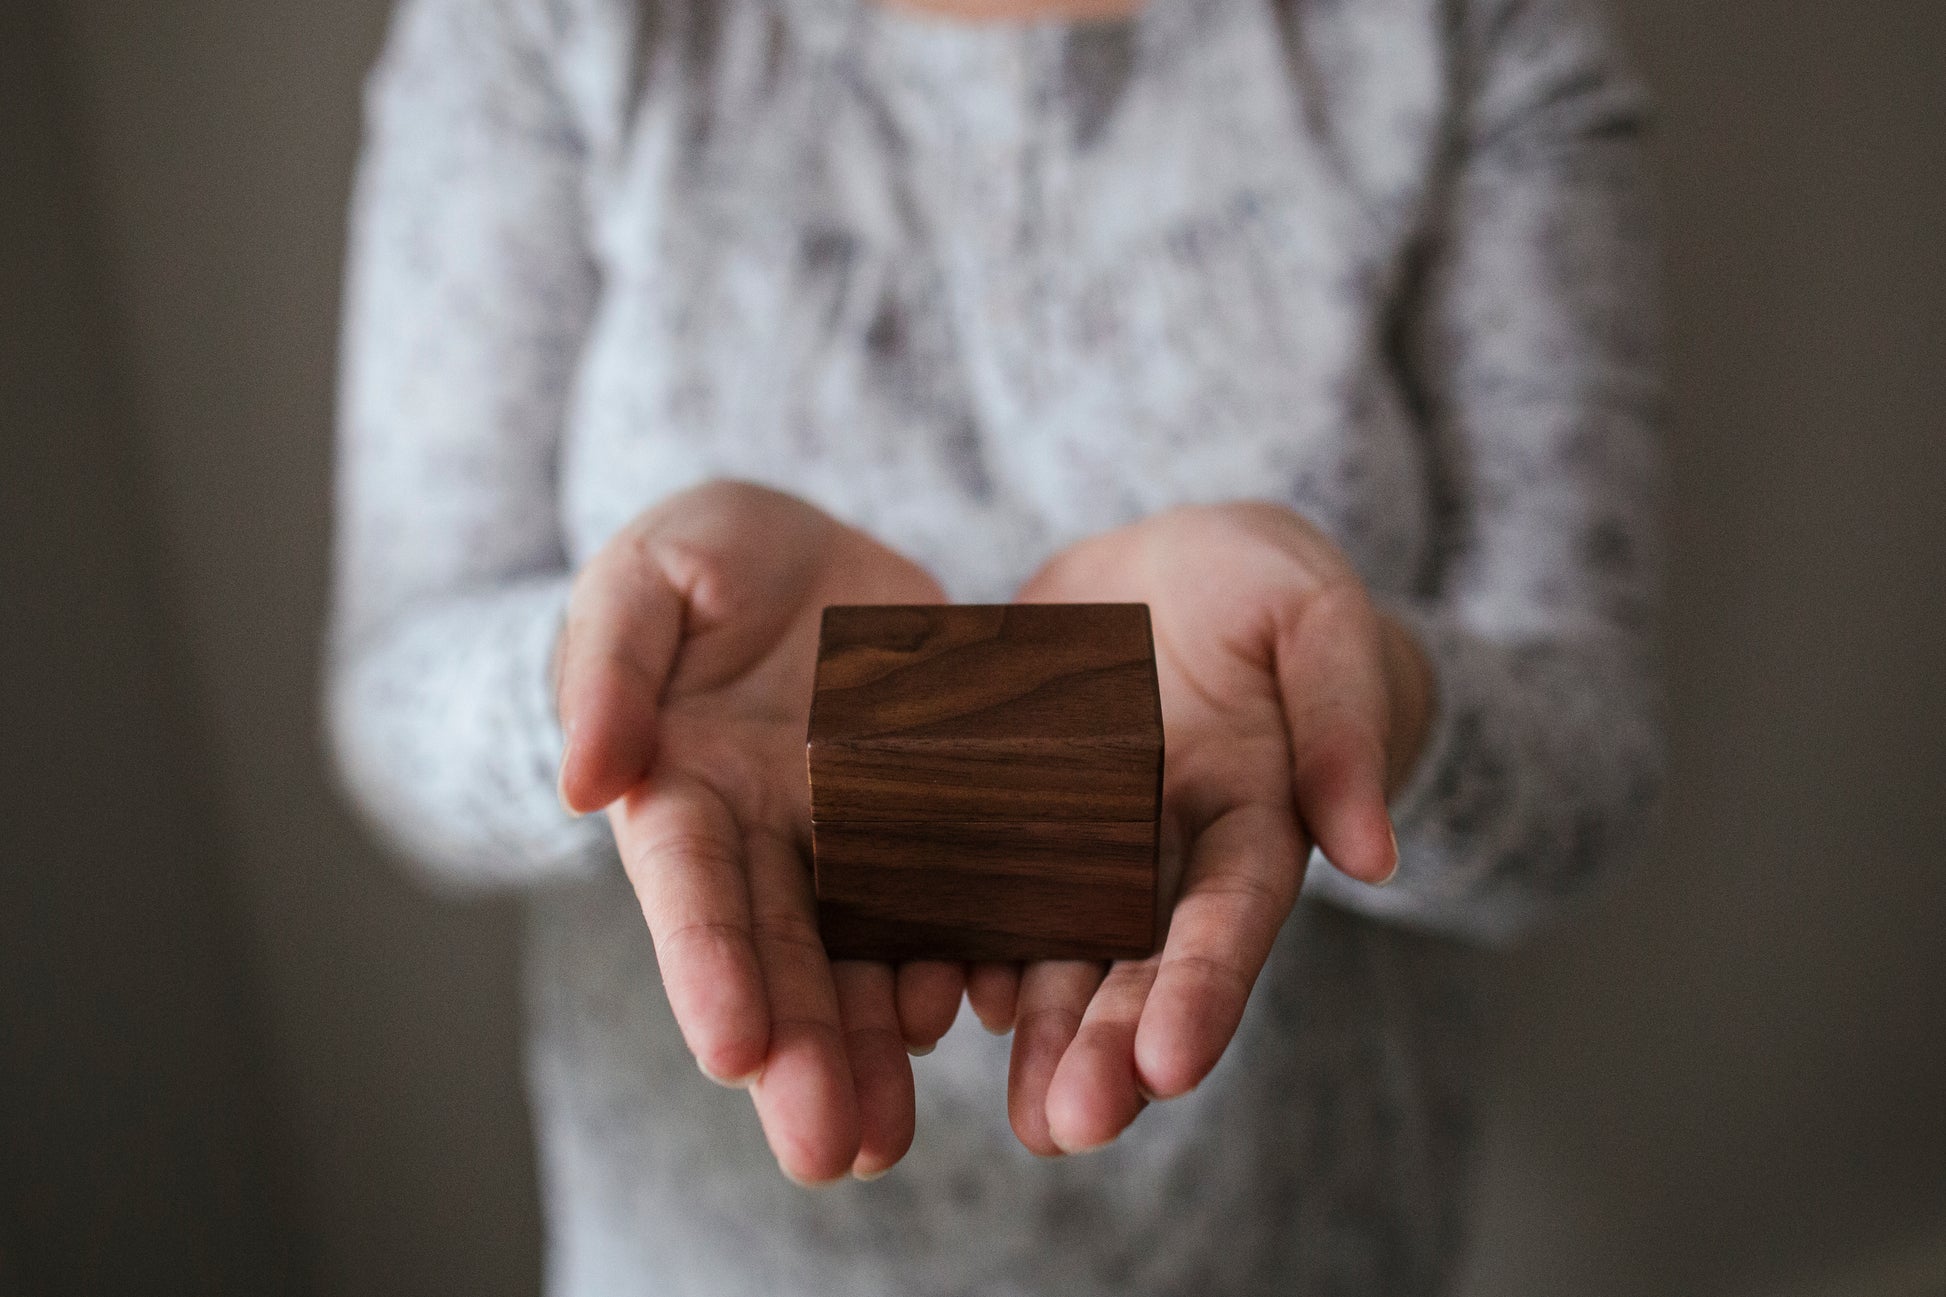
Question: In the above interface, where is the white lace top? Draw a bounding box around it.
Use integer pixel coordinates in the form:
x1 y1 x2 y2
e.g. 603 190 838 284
326 0 1664 1289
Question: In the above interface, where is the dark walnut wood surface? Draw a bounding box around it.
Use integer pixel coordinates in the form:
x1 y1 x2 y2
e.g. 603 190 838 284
808 603 1163 822
808 604 1163 961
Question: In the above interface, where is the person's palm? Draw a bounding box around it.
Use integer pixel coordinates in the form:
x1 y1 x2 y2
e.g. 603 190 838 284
555 482 961 1183
969 503 1431 1155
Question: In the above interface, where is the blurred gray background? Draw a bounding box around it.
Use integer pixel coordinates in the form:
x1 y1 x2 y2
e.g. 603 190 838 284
2 0 1941 1293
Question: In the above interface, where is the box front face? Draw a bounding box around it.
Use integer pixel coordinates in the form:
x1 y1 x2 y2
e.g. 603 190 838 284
808 603 1164 962
812 818 1158 962
809 737 1161 823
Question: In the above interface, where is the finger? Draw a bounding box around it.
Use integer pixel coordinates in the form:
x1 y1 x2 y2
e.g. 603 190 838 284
1134 804 1304 1100
965 961 1022 1035
742 829 860 1185
557 533 684 814
1006 960 1106 1156
894 961 965 1054
832 962 915 1179
1045 957 1159 1154
1272 586 1399 884
612 778 769 1086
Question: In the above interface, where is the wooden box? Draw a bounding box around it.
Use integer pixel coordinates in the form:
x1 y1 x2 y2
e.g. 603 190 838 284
807 604 1163 962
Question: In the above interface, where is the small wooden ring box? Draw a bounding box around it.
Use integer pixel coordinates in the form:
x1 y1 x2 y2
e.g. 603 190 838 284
807 604 1163 961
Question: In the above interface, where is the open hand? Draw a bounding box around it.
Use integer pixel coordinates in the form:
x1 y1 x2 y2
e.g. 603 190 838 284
554 481 961 1183
967 502 1434 1155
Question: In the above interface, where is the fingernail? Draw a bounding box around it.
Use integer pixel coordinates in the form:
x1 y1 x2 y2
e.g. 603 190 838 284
1135 1079 1195 1104
697 1055 754 1090
907 1042 935 1057
556 737 585 819
854 1164 892 1182
779 1164 839 1190
1375 823 1400 886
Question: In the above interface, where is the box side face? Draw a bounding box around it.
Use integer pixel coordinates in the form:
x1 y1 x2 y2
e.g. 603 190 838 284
813 818 1158 962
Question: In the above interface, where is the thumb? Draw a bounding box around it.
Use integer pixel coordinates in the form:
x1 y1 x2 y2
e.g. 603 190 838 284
1270 587 1400 886
555 537 685 815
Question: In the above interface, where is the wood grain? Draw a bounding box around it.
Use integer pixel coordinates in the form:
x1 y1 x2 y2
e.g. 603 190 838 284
813 820 1158 961
808 604 1162 823
808 603 1164 961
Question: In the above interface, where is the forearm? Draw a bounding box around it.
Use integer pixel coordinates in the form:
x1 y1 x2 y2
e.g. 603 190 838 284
324 0 605 886
1302 0 1666 946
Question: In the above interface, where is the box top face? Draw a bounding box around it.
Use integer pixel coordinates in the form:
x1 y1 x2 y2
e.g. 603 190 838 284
808 604 1163 823
810 604 1161 746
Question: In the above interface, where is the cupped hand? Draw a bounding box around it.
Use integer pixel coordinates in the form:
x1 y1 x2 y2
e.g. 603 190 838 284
967 502 1435 1156
554 481 963 1183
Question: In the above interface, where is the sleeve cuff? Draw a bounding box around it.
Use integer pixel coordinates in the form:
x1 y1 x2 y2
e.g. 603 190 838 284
326 573 612 890
484 575 609 873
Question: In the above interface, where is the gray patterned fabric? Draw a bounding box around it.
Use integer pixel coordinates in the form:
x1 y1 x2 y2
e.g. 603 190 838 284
325 0 1664 1290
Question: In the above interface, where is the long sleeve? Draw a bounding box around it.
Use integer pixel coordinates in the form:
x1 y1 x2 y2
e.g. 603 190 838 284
1303 0 1666 946
323 0 609 887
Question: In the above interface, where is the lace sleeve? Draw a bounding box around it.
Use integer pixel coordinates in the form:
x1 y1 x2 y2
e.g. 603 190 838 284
323 0 610 887
1304 0 1668 945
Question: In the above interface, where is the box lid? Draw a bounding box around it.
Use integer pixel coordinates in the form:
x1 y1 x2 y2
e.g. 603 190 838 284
808 603 1163 823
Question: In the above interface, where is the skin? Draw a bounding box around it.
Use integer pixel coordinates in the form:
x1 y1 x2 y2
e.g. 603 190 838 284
556 482 1435 1181
555 483 962 1182
971 503 1433 1154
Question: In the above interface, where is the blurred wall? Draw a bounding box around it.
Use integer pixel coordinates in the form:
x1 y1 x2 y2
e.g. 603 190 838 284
32 0 543 1293
8 0 1942 1293
0 3 296 1292
1456 2 1946 1292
